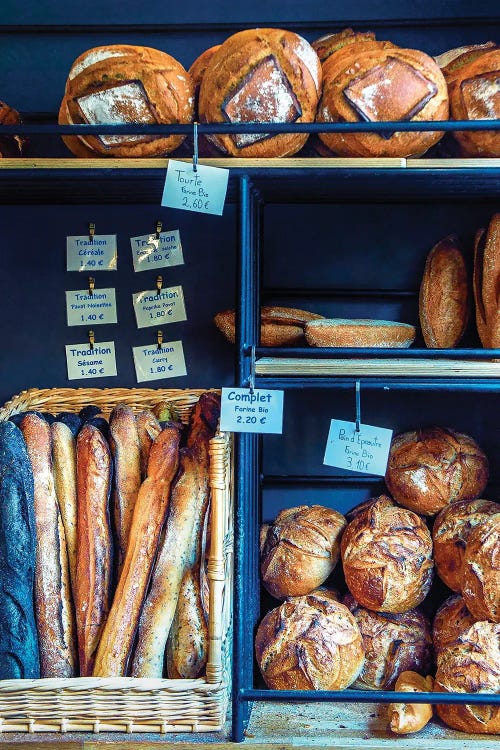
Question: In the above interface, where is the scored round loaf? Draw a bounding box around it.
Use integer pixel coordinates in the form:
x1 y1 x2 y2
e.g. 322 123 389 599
449 49 500 157
340 496 434 613
60 44 194 158
255 592 364 690
432 498 500 592
214 306 324 346
435 621 500 734
317 43 449 158
474 214 500 349
419 234 469 349
311 28 376 64
432 594 477 657
385 427 489 516
304 319 416 348
0 100 25 157
260 504 347 599
199 28 322 157
343 594 432 690
436 42 497 95
462 514 500 622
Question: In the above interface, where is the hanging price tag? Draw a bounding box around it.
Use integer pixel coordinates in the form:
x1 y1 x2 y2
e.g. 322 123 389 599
323 419 393 476
132 285 187 328
220 387 284 434
132 340 187 382
161 159 229 216
130 230 184 272
66 235 117 271
65 288 117 326
65 341 117 380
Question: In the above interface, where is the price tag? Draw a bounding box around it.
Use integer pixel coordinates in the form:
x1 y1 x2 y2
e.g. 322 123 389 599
220 388 284 434
66 235 117 271
161 159 229 216
132 340 187 382
130 230 184 272
323 419 393 476
65 341 117 380
65 288 117 326
133 285 187 328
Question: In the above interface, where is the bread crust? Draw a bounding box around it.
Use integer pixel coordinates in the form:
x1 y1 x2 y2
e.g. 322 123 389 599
312 29 377 64
474 215 500 348
462 514 500 622
51 421 78 596
0 100 25 157
432 594 477 656
214 306 324 346
304 319 416 348
389 672 434 734
135 409 161 480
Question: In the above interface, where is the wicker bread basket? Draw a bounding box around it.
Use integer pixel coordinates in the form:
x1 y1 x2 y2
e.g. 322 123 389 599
0 387 233 734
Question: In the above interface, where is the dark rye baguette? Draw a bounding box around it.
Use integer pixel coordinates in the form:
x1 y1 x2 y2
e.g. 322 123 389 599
75 424 113 676
20 414 76 677
0 421 39 678
51 421 78 593
136 409 161 480
93 424 181 676
110 404 141 574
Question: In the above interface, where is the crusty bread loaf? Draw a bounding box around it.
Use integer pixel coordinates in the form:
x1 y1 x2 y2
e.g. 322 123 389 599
304 319 416 348
311 29 376 64
318 43 449 157
135 409 161 480
215 306 324 347
189 45 221 112
343 594 432 690
166 564 208 679
51 421 78 595
432 498 500 591
0 100 25 157
385 427 489 516
260 505 346 599
432 594 477 656
436 42 497 78
341 496 434 613
20 414 76 677
199 28 322 157
474 214 500 348
462 514 500 622
93 424 181 677
255 592 364 690
435 621 500 734
388 672 434 735
419 234 469 348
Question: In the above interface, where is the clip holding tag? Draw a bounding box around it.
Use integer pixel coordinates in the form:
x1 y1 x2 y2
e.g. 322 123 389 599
156 275 163 296
192 121 199 173
88 276 95 297
155 220 162 240
248 344 256 394
89 223 95 243
157 330 163 350
355 380 361 433
88 330 95 351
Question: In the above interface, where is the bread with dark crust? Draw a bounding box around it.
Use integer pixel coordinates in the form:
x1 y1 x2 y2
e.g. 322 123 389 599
462 514 500 622
474 214 500 348
312 29 377 64
432 594 477 656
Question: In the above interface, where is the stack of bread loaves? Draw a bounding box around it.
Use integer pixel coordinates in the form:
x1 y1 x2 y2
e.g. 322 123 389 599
256 424 500 734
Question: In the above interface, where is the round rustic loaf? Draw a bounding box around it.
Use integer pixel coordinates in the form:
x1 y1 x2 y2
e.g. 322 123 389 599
214 306 324 347
311 28 376 64
189 45 221 105
317 43 449 157
437 42 497 94
432 498 500 592
340 496 434 613
255 592 364 690
435 621 500 734
199 28 322 157
385 427 489 516
343 594 432 690
432 594 477 656
304 319 416 348
60 44 194 157
260 505 346 599
462 514 500 622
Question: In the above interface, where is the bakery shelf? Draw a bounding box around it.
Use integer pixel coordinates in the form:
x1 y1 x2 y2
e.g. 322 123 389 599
254 357 500 378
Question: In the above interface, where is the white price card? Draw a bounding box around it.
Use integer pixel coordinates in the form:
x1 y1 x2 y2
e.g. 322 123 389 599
65 288 117 326
220 387 284 434
133 285 187 328
65 341 117 380
161 159 229 216
66 235 117 271
130 230 184 272
133 340 187 383
323 419 393 476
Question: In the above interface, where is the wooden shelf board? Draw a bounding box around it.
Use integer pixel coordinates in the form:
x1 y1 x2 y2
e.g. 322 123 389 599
408 159 500 169
255 358 500 378
0 158 406 170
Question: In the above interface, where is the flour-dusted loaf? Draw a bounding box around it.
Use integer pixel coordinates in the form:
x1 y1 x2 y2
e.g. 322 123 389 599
260 505 346 599
60 44 194 158
51 421 78 595
215 306 324 346
474 214 500 348
0 421 39 678
304 319 416 348
419 234 469 348
435 621 500 733
20 413 76 677
343 594 432 690
199 28 322 157
317 42 449 157
462 514 500 622
255 592 364 690
341 496 434 613
432 594 477 656
432 498 500 592
385 427 489 516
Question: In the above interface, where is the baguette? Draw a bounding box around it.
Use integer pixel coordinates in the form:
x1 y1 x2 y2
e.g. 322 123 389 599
474 215 500 348
166 564 208 678
51 421 78 592
93 424 181 676
388 672 434 734
136 409 161 480
110 404 141 574
75 424 113 676
20 413 76 677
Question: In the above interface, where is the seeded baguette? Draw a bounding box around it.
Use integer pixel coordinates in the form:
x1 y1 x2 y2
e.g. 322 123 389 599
166 564 208 678
51 421 78 593
305 319 416 348
215 306 324 346
136 409 161 480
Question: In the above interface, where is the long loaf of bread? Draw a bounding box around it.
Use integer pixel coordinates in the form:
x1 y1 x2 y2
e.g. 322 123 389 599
75 424 113 676
51 421 78 594
166 565 208 678
20 413 76 677
93 424 181 677
136 409 161 480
